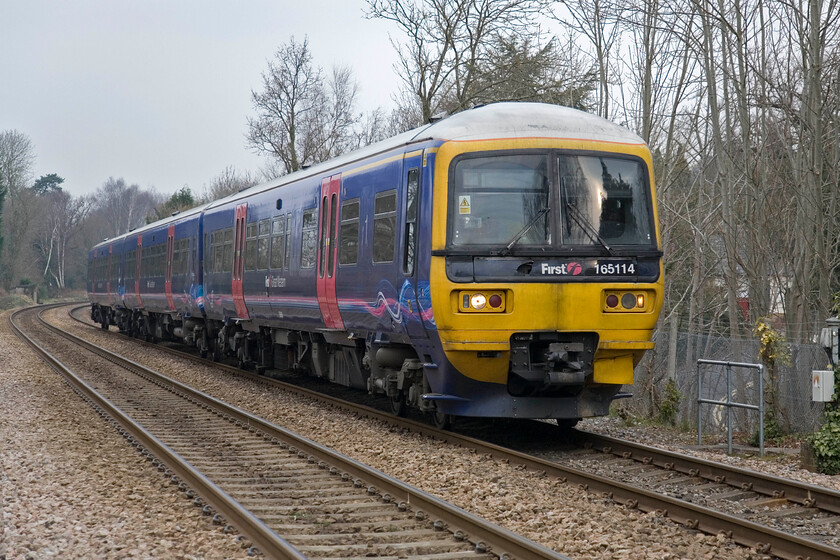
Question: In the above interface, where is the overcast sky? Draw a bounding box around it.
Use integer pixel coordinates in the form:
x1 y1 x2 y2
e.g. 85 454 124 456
0 1 400 197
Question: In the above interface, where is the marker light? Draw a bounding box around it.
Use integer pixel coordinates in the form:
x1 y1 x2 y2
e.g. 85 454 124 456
621 293 637 309
488 294 503 308
604 291 650 313
470 293 487 310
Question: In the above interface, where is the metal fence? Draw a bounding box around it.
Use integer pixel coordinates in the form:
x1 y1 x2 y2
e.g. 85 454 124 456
627 331 832 434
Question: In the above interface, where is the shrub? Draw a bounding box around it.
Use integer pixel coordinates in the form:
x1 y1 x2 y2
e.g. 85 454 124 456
657 378 681 426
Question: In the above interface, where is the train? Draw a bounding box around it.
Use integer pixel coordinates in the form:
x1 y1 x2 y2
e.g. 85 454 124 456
87 102 664 429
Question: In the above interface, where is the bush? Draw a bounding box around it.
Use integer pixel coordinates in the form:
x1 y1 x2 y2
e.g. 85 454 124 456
657 378 681 426
750 412 785 447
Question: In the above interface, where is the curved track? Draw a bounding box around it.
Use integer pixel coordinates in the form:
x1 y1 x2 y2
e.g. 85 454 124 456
13 304 569 560
65 304 840 560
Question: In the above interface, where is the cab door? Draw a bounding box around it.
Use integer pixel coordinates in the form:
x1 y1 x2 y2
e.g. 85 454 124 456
135 236 143 308
165 225 175 310
105 244 113 305
316 175 344 329
232 203 250 319
401 163 427 339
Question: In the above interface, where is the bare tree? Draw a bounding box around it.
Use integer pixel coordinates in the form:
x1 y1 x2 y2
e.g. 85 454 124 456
553 0 625 119
34 190 93 289
0 130 36 288
93 177 159 238
316 64 361 160
203 166 259 202
367 0 549 122
247 36 362 176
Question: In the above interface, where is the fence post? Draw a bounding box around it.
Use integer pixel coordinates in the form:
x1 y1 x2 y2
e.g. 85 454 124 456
759 364 764 457
696 359 765 456
726 362 733 454
697 360 703 446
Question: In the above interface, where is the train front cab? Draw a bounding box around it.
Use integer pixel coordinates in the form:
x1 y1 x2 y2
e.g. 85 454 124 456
426 137 664 422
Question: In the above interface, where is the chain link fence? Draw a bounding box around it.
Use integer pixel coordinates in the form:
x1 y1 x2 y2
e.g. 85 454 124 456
627 331 832 435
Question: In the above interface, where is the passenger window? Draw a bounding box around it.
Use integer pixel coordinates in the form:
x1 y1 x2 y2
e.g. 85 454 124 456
373 189 397 263
245 223 257 271
125 250 134 282
300 209 318 268
213 232 222 273
173 241 180 277
182 239 190 275
339 199 360 266
258 219 270 270
223 227 233 273
284 214 292 269
270 217 285 269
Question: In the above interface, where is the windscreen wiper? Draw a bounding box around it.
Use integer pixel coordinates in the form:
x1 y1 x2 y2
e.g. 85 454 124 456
498 207 550 257
563 199 614 255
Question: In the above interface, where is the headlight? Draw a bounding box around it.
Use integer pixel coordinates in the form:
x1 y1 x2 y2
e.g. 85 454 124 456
458 290 506 313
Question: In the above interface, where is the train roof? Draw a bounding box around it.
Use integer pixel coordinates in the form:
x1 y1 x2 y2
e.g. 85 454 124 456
90 103 646 254
206 102 645 208
90 202 212 252
425 102 645 145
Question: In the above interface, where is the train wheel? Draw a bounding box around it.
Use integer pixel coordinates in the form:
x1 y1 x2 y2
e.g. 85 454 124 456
211 339 222 362
197 329 209 359
389 392 407 417
431 409 453 430
555 418 580 431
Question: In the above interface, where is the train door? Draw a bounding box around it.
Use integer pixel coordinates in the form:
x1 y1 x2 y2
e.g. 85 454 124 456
135 236 143 307
232 203 250 319
165 225 175 310
401 162 428 339
91 251 98 296
316 174 344 329
106 244 113 306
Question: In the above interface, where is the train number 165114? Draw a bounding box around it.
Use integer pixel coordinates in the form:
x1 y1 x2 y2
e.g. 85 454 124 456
596 262 635 275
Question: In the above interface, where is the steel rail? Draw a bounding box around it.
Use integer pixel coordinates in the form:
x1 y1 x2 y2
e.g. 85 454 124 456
11 305 307 560
66 304 840 560
572 430 840 515
43 305 571 560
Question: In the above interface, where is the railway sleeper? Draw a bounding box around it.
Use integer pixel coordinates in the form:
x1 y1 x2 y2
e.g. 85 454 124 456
99 307 440 418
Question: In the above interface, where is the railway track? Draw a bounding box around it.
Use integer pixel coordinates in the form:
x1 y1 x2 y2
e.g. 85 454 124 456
63 304 840 559
12 304 569 560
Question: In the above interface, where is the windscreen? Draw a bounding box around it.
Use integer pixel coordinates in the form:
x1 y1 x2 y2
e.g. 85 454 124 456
558 155 652 246
450 152 653 250
451 154 550 247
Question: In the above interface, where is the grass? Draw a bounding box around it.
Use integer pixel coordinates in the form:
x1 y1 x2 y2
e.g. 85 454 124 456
0 294 35 311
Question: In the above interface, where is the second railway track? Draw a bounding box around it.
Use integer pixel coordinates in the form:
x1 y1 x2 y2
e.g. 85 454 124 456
12 304 568 560
62 302 840 560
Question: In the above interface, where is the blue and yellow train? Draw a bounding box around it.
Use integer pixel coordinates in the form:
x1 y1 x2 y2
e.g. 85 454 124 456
88 102 664 428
